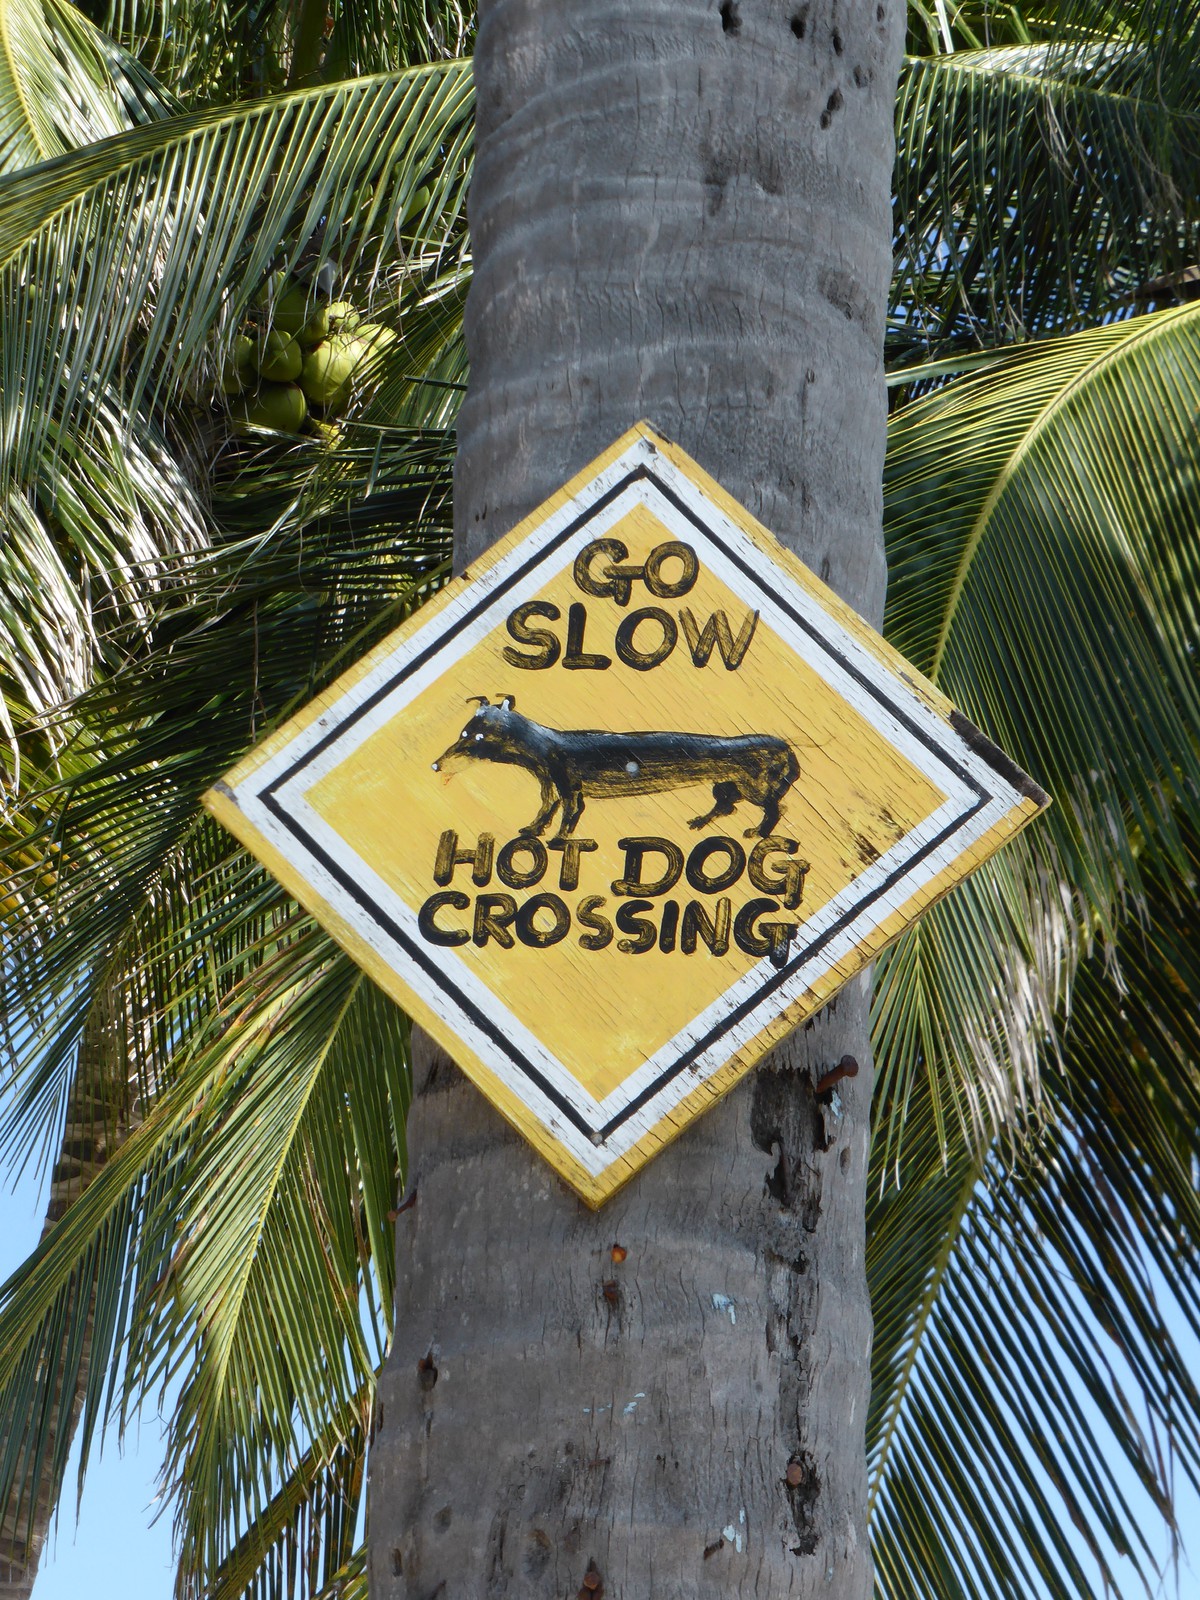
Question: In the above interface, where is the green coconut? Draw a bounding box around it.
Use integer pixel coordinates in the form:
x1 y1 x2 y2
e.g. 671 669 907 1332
234 382 308 433
354 322 398 372
256 328 303 382
298 304 331 346
300 334 365 415
220 334 256 394
274 284 316 337
326 301 360 333
358 320 397 347
253 269 285 310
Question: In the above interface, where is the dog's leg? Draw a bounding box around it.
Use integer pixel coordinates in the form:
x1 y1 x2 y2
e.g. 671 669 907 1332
689 780 741 831
522 779 561 837
554 784 586 839
749 793 783 839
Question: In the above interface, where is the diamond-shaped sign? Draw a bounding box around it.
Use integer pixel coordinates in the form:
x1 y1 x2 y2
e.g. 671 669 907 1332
205 423 1048 1206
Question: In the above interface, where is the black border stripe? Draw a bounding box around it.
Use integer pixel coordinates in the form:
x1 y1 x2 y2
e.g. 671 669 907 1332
254 459 1004 1150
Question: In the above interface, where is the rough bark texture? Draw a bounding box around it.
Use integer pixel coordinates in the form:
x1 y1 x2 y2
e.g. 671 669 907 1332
369 0 903 1593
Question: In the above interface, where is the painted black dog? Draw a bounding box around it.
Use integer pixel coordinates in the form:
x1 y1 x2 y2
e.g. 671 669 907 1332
432 695 799 839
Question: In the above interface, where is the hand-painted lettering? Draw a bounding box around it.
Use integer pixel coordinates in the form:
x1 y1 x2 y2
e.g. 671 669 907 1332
474 893 518 948
685 836 746 894
733 898 797 966
503 600 561 669
615 900 657 954
576 894 614 950
515 893 572 948
680 897 731 956
562 601 611 670
678 606 759 670
496 835 548 889
417 890 471 946
614 606 677 671
548 836 598 891
417 827 806 967
500 546 756 673
573 538 699 606
434 829 494 886
612 837 684 898
748 837 810 910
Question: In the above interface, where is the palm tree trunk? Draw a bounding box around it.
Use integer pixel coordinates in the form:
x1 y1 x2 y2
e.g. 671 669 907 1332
370 1 903 1593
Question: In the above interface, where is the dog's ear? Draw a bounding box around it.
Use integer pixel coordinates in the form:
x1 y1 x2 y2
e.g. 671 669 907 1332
498 694 516 711
465 695 490 709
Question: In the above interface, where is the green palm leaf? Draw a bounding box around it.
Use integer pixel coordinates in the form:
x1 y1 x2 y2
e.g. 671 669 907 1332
869 302 1200 1597
869 822 1200 1600
0 417 451 1593
0 397 208 736
154 952 408 1592
92 0 473 103
0 0 191 732
0 61 474 490
206 1393 372 1600
0 53 464 1579
892 0 1200 355
0 57 471 741
0 833 408 1596
885 301 1200 923
0 0 172 175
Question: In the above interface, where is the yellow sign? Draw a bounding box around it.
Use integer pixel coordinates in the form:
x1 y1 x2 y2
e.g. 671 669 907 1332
205 423 1048 1205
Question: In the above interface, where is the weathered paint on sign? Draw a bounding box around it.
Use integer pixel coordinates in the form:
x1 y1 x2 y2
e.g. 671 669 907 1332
204 422 1049 1206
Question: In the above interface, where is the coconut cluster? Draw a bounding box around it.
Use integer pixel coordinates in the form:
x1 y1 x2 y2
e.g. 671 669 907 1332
221 271 396 435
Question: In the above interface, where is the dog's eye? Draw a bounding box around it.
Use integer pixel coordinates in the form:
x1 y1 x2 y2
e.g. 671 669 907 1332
461 729 468 738
475 733 484 741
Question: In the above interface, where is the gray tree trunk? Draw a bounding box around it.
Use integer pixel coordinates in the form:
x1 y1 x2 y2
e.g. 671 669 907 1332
369 0 902 1593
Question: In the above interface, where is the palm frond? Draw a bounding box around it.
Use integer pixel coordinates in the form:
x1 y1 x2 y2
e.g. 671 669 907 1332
149 952 408 1595
0 59 470 744
885 301 1200 924
0 0 172 176
0 825 408 1599
207 1395 371 1600
1 418 451 1144
871 296 1200 1598
0 403 449 1594
878 305 1200 1154
0 61 473 491
322 0 474 79
0 399 207 735
871 837 1071 1162
93 0 473 103
892 0 1200 356
869 815 1200 1600
0 0 196 734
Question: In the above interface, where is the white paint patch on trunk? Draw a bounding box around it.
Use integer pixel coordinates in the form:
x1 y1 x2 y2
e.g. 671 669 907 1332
711 1293 736 1325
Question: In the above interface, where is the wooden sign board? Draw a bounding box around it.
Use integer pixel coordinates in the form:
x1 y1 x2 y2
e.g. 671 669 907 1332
205 422 1048 1206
